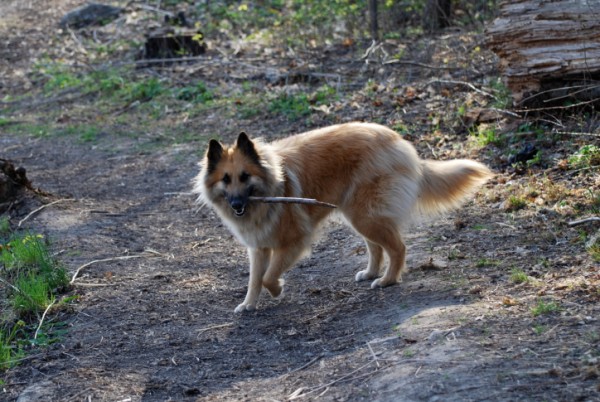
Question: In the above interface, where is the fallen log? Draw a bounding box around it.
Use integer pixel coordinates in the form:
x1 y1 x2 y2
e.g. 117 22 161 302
485 0 600 106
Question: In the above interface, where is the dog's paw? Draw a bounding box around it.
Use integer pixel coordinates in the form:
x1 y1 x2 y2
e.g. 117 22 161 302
355 270 378 282
370 277 397 289
234 303 256 313
264 278 285 298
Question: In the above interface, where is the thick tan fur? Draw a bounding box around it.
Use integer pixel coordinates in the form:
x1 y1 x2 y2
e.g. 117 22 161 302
193 122 492 313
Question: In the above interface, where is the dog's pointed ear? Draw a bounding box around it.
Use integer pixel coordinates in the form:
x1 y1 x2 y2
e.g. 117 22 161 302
236 131 261 165
206 139 223 173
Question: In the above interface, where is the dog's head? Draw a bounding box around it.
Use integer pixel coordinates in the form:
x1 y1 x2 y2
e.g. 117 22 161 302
199 132 271 218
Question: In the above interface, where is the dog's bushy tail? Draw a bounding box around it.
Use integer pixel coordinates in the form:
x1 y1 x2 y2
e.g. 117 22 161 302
418 159 492 216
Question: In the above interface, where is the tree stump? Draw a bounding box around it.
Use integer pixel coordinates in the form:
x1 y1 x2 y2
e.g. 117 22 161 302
485 0 600 106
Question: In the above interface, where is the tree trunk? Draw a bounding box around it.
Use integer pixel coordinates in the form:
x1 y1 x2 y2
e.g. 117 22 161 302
422 0 452 33
369 0 379 41
485 0 600 106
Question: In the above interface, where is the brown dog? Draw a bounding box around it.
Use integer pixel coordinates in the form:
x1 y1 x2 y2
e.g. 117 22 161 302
194 122 492 312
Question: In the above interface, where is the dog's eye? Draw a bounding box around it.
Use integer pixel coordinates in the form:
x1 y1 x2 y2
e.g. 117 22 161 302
239 171 250 182
222 173 231 184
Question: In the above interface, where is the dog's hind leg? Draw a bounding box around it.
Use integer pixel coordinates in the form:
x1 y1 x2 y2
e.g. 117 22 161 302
355 240 384 282
262 244 306 298
348 215 406 288
235 247 271 313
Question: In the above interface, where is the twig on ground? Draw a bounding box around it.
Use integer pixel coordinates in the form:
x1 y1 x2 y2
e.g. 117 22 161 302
428 79 495 98
0 276 22 293
249 196 337 209
514 96 600 112
67 26 87 54
285 354 325 377
197 322 233 335
70 249 163 284
137 3 174 16
367 341 381 368
568 216 600 226
34 299 56 340
288 360 377 400
384 59 457 70
18 199 75 228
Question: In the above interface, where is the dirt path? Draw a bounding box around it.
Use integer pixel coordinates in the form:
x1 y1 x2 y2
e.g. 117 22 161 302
3 129 597 402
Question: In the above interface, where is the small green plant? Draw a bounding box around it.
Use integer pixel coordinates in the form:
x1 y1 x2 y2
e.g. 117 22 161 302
269 85 336 120
489 77 511 109
448 248 461 260
269 92 311 120
118 77 164 103
402 349 415 358
0 217 9 236
11 274 53 316
532 324 545 335
569 144 600 169
1 230 71 373
526 150 543 167
0 321 25 370
43 69 82 92
1 234 69 316
471 125 501 147
510 268 529 284
79 126 100 143
174 81 214 103
506 195 527 211
475 258 500 268
586 232 600 262
531 299 560 317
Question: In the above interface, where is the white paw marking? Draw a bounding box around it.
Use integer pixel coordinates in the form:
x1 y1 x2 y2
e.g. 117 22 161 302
355 270 376 282
234 303 256 313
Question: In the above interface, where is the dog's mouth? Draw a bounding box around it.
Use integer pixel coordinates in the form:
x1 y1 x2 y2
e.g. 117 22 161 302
232 205 246 217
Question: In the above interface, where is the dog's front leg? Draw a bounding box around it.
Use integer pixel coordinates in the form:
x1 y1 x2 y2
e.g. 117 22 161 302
262 245 306 298
235 247 271 313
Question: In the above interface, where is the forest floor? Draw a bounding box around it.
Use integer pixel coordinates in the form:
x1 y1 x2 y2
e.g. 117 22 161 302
1 1 599 401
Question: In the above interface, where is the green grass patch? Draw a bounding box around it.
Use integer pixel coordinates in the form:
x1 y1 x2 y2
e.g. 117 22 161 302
506 195 527 211
586 234 600 262
269 85 337 120
489 77 511 109
174 81 214 104
471 125 502 147
1 229 71 374
510 268 529 284
531 299 560 317
269 91 311 119
475 258 501 268
569 144 600 170
532 324 546 335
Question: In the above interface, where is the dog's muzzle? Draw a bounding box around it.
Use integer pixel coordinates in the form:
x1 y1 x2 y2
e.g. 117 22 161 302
228 197 247 217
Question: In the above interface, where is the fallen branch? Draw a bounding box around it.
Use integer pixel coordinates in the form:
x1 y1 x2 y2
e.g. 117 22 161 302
18 198 75 228
568 216 600 226
288 360 377 400
197 322 233 335
34 299 56 340
285 354 324 377
428 79 495 98
70 249 164 284
249 196 337 209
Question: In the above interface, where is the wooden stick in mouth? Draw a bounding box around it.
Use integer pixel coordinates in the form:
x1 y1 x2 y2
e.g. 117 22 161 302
248 196 337 209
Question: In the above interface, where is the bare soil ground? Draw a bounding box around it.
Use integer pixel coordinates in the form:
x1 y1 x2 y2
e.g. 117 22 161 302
1 1 599 401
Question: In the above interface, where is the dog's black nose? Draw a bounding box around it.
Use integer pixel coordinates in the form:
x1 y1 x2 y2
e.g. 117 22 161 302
228 196 246 216
230 199 244 210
